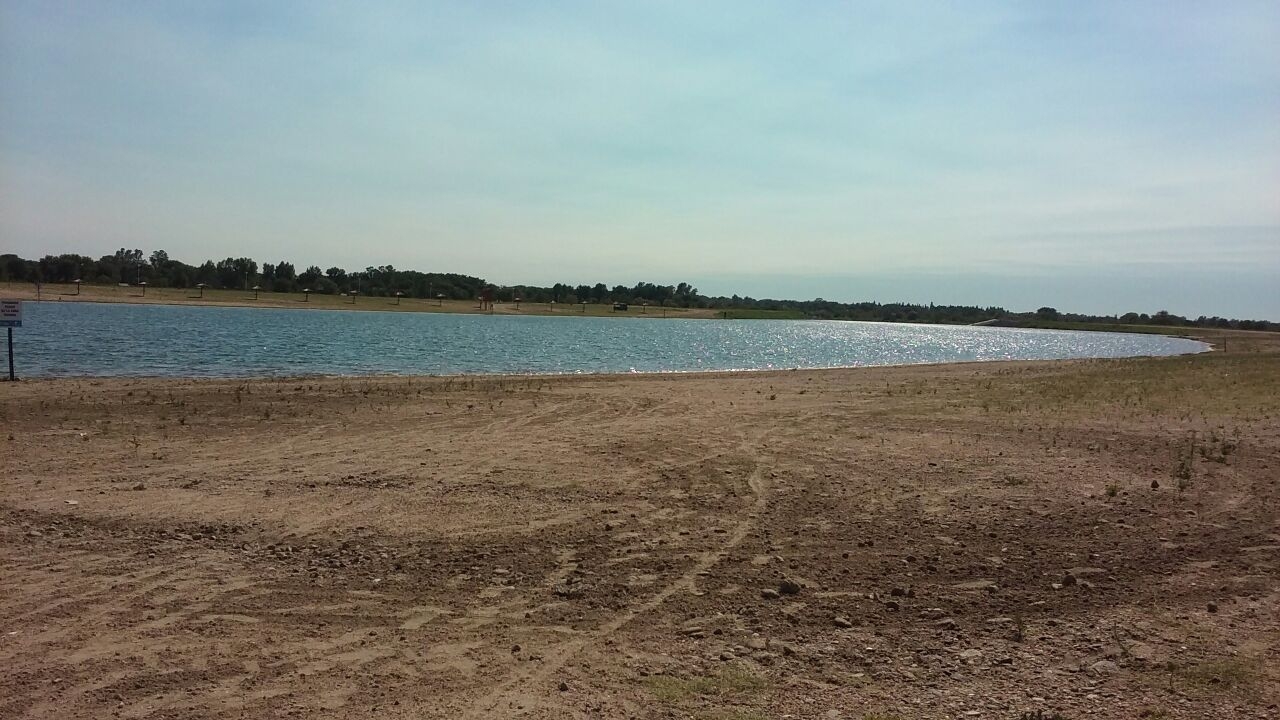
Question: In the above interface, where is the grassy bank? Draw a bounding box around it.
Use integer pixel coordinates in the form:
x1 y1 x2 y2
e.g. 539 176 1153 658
3 282 718 318
1003 318 1276 353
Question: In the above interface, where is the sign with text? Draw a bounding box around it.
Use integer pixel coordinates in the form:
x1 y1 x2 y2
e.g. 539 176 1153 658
1 299 21 328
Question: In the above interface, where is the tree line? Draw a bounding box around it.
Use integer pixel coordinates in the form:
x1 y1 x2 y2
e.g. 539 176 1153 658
1 248 1274 331
4 249 492 302
0 249 703 307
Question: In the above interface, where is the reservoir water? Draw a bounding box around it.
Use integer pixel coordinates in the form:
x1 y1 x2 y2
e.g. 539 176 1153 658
13 301 1208 378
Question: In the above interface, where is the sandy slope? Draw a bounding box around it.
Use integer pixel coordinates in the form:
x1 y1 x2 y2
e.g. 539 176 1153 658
2 350 1278 719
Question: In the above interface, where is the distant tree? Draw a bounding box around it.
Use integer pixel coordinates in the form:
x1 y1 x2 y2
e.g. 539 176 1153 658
273 262 297 292
195 261 217 285
1 254 30 281
674 282 699 307
1036 307 1060 320
144 250 176 286
1149 310 1187 326
37 254 96 283
112 248 145 284
214 257 257 289
149 250 169 271
298 265 323 289
260 263 277 289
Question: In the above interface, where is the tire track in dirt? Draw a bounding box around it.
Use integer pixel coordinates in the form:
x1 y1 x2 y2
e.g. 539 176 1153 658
463 440 771 718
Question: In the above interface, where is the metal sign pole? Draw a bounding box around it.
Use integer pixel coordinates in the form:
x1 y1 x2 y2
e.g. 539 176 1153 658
1 299 22 381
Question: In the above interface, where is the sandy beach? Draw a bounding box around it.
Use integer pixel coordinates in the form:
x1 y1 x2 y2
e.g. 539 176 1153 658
2 343 1278 719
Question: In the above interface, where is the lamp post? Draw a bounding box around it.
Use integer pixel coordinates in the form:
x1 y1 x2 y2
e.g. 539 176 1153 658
139 281 147 297
303 288 310 302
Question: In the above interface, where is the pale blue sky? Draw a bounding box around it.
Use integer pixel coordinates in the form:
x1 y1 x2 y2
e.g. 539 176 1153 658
2 1 1278 318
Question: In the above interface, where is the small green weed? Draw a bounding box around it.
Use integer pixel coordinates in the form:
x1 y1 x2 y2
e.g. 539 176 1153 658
1174 657 1264 694
1174 432 1195 490
696 710 769 720
644 667 769 703
1019 711 1068 720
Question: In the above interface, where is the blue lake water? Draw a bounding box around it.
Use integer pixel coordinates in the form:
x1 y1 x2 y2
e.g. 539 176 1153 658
10 301 1208 378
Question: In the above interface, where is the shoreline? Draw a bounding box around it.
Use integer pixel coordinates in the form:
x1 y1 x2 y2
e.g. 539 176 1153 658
7 285 1269 346
20 295 702 319
8 350 1214 385
3 283 720 319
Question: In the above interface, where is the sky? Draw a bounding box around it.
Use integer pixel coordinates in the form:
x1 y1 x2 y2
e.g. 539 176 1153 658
2 1 1278 319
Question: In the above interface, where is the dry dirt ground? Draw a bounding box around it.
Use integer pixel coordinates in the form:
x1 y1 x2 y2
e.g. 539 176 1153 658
2 347 1278 719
